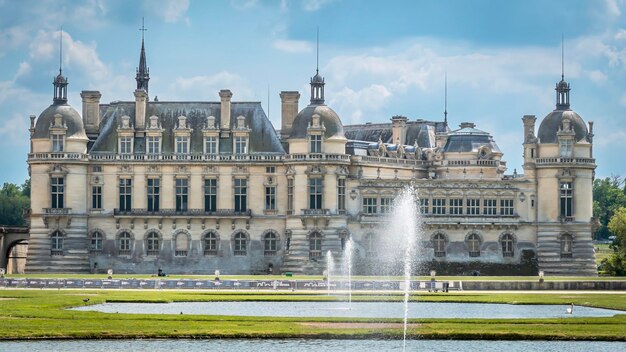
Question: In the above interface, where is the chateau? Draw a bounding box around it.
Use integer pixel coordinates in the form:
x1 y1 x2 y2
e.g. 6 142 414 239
25 35 597 276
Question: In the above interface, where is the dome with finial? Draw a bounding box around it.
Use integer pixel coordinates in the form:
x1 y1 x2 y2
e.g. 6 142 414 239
537 78 588 144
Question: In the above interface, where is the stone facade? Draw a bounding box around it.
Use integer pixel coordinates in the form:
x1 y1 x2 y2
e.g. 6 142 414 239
25 40 597 276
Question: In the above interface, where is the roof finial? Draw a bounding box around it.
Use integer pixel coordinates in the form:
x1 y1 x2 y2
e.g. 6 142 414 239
561 33 564 81
59 26 63 75
316 26 319 75
444 71 448 126
140 17 147 42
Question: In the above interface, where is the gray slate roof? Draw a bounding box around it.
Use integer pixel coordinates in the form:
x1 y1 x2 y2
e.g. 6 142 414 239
33 103 88 140
537 109 588 144
90 101 284 154
343 120 447 148
442 125 501 153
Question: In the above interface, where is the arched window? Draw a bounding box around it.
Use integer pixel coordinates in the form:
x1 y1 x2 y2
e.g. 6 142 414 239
309 232 322 258
501 233 514 257
51 231 63 255
146 232 160 256
90 231 103 252
561 234 573 258
264 231 278 256
118 231 132 255
467 233 481 257
174 232 189 257
234 232 247 256
204 231 218 256
433 232 446 257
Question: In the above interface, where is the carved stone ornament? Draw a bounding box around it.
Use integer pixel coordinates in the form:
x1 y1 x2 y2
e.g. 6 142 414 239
206 116 217 129
203 165 218 174
148 115 160 129
176 165 189 174
48 164 69 175
285 165 296 176
233 165 248 174
335 165 349 176
118 164 133 174
305 165 326 175
146 165 160 174
120 115 132 129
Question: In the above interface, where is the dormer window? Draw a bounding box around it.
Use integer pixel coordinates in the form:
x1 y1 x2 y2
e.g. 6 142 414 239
234 136 248 154
147 136 160 154
203 116 219 155
120 136 133 154
176 136 189 154
309 134 322 153
51 134 64 152
205 136 218 154
117 115 134 155
559 139 573 157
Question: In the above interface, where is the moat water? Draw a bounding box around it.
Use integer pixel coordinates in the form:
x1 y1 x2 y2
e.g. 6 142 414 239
1 339 624 352
71 301 620 319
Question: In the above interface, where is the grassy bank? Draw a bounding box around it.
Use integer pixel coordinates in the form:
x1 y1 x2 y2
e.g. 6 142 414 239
0 290 625 341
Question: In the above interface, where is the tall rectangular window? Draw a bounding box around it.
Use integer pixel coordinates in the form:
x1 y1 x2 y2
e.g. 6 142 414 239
205 136 218 154
449 198 463 215
175 178 189 212
466 198 480 215
147 136 160 154
147 178 160 212
287 178 294 215
432 198 446 215
119 178 132 211
51 177 64 209
120 136 132 154
560 182 573 217
204 179 217 212
265 186 276 211
234 178 247 212
176 136 189 154
500 199 514 216
483 199 497 215
337 178 346 212
419 198 429 214
234 136 247 155
51 134 64 152
380 197 392 214
91 185 102 209
362 197 377 214
309 134 322 153
308 178 323 210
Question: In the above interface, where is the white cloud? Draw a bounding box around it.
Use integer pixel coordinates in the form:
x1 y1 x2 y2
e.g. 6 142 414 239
273 39 313 53
588 70 608 83
620 92 626 106
29 30 110 82
0 113 29 143
230 0 259 11
615 29 626 40
15 62 31 78
148 0 190 23
302 0 333 11
330 84 392 124
605 0 622 16
170 72 254 100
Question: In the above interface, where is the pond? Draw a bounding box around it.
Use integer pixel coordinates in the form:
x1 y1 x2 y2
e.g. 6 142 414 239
1 339 624 352
71 301 621 319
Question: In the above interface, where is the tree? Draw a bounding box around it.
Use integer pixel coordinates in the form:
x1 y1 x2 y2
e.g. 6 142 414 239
593 177 626 240
0 181 30 226
603 207 626 276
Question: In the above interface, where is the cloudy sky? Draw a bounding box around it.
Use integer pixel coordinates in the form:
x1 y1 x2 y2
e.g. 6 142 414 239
1 0 625 184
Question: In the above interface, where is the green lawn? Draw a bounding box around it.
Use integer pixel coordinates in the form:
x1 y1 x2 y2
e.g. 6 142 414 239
0 289 624 340
5 273 626 281
595 243 613 266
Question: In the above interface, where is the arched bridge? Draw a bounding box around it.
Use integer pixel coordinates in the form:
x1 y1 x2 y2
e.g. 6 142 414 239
0 226 29 274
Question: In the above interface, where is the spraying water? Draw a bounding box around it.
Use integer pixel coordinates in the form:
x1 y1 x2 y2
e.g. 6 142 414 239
344 239 353 309
326 250 334 295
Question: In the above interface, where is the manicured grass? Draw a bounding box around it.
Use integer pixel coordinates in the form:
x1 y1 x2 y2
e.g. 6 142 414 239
595 243 613 266
0 289 624 340
6 273 626 281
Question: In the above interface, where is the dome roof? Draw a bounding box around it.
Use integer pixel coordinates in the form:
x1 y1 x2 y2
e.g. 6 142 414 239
32 103 87 140
289 104 345 139
442 123 501 153
537 109 588 144
311 72 324 84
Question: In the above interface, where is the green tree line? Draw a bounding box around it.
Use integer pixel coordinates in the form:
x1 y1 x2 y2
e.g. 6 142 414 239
593 176 626 275
0 180 30 226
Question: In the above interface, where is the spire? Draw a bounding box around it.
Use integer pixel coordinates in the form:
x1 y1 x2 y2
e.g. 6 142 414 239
444 72 448 126
53 27 68 105
555 34 570 110
310 27 325 105
136 17 150 95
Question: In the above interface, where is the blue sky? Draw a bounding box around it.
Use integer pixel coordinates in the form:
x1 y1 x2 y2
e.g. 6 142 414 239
1 0 625 184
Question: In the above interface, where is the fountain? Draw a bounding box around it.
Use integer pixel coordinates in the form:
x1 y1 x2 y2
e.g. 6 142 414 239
344 239 353 309
326 250 334 296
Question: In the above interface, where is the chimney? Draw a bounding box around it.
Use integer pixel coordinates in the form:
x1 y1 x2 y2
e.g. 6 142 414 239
391 115 408 145
522 115 537 144
280 91 300 139
219 89 233 138
81 90 102 135
134 89 148 133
